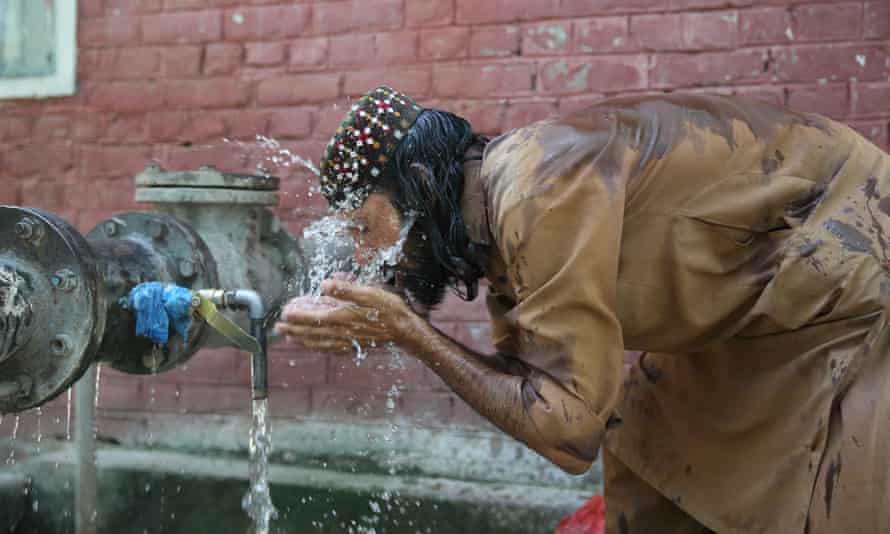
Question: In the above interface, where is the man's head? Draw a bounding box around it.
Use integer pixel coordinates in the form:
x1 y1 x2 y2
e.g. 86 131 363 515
319 86 487 310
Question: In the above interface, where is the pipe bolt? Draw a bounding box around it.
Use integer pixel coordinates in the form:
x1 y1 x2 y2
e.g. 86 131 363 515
147 221 167 240
103 220 119 237
51 269 78 292
50 335 72 357
14 217 44 243
178 259 196 280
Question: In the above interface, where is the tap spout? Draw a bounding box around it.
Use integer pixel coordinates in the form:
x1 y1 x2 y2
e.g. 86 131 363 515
249 319 268 401
195 289 268 400
230 290 268 400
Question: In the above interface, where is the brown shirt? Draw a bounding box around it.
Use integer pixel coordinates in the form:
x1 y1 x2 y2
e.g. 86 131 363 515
470 94 890 533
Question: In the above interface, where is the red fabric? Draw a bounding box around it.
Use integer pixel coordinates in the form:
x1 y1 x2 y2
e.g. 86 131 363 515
555 494 606 534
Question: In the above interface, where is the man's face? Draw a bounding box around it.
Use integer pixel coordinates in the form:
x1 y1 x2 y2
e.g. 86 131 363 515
346 192 403 266
344 192 450 312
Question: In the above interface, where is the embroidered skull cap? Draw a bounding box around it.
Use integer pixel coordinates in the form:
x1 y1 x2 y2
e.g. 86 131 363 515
319 86 424 210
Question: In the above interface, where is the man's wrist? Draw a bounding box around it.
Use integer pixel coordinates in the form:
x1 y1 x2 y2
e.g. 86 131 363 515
395 313 437 361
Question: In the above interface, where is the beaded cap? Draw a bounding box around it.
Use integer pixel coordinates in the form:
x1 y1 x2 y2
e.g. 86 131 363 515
319 86 424 210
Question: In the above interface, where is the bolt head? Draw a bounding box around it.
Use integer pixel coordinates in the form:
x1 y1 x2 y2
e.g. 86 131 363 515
14 221 33 239
50 335 71 356
178 259 196 279
147 220 167 240
14 217 43 243
51 269 78 292
103 220 119 237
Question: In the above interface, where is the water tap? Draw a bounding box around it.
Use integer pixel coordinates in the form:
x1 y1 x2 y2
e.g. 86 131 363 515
192 289 269 400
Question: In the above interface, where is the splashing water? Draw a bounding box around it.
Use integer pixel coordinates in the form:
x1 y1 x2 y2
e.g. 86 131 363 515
254 135 320 177
297 216 355 298
35 407 42 450
6 415 19 465
352 340 368 366
66 388 72 440
354 213 416 288
230 133 426 527
242 398 278 534
93 364 102 412
221 135 321 184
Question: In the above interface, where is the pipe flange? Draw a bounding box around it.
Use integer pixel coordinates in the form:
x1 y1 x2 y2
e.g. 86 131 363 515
0 207 105 413
87 212 219 375
135 165 279 190
134 165 280 206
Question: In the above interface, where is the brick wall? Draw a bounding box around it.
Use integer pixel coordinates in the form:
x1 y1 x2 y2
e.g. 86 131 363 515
1 0 888 441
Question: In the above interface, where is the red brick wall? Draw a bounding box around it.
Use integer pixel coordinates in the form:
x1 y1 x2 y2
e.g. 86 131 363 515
1 0 889 439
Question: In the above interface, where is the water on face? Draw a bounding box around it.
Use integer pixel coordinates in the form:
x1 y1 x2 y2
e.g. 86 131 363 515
298 215 355 297
242 398 278 534
353 213 416 288
293 207 414 367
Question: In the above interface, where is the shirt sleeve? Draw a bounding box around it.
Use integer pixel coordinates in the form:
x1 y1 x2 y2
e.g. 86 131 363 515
483 117 629 440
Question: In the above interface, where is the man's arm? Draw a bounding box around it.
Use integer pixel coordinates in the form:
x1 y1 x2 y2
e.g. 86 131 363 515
402 316 604 474
285 280 604 474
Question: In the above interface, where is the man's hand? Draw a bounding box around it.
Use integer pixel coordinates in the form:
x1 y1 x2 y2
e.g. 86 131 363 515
274 279 422 354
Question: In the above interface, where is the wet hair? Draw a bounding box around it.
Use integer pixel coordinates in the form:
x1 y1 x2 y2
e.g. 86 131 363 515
375 109 488 308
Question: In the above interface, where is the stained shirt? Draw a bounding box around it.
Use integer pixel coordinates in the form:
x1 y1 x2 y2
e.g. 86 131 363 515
468 94 890 533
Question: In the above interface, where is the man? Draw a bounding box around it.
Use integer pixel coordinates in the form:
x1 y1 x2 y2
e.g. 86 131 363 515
275 86 890 533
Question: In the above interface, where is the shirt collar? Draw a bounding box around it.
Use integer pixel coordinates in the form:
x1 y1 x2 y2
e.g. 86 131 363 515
460 153 492 248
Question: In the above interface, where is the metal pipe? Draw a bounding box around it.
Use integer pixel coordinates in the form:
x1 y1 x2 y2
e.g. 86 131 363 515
232 291 268 400
249 319 268 401
233 290 265 321
74 364 98 534
197 289 268 400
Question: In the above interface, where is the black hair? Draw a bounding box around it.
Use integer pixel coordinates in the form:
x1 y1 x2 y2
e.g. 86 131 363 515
376 109 488 307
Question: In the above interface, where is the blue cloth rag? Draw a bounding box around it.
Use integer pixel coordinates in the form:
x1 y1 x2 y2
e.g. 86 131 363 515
124 282 193 345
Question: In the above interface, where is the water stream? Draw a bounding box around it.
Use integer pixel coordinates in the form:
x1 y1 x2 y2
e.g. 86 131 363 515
242 398 278 534
66 388 72 440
